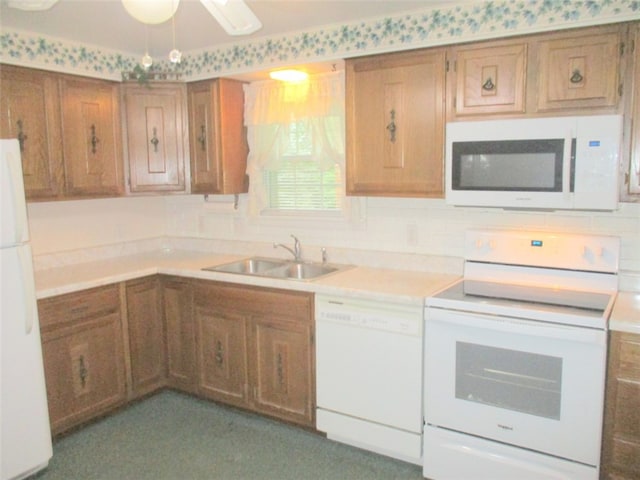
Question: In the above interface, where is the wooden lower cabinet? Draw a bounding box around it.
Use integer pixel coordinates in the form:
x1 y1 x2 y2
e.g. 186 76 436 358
125 276 166 399
38 284 126 435
163 276 197 393
193 280 315 427
601 331 640 480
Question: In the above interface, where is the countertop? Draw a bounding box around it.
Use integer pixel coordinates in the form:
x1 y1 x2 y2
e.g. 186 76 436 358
610 291 640 335
34 249 460 307
35 248 639 330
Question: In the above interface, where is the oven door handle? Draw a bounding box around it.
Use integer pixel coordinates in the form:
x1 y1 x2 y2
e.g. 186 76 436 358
428 309 606 344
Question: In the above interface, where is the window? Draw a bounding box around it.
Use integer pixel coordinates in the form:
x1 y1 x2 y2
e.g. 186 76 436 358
265 121 341 211
243 72 345 216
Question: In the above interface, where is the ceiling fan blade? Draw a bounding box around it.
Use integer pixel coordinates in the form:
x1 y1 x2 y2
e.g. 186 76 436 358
6 0 59 10
199 0 262 36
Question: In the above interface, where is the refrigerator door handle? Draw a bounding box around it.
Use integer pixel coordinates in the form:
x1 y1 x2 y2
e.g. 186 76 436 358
17 246 37 335
5 142 28 244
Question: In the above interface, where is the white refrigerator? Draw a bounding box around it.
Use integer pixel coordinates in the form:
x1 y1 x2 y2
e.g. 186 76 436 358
0 139 52 479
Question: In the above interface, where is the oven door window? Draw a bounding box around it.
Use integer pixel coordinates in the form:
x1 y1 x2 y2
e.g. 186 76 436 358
455 342 562 420
451 139 567 191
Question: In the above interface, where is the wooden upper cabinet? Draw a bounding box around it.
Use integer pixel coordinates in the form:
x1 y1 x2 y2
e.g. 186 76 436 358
450 41 527 116
534 26 621 111
628 23 640 196
346 48 446 197
123 82 189 193
60 76 124 196
0 65 63 199
187 78 249 194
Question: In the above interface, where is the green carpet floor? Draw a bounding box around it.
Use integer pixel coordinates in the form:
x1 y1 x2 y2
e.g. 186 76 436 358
34 391 423 480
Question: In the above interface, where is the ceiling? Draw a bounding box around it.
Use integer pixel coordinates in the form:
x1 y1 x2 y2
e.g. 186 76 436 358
0 1 459 62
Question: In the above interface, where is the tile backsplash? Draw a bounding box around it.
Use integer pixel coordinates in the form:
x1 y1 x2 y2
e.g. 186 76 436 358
28 194 640 291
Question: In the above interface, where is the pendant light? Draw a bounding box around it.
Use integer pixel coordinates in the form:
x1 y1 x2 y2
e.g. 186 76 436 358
168 3 181 64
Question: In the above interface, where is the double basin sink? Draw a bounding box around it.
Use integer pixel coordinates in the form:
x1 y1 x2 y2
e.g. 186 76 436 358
203 256 350 281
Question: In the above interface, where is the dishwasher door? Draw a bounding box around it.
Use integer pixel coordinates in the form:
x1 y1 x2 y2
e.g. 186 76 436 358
315 295 424 464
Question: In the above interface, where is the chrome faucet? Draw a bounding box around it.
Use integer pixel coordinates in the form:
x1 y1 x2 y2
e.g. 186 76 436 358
274 234 302 262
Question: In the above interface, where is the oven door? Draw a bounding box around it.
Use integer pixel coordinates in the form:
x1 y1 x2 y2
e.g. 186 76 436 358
424 307 607 467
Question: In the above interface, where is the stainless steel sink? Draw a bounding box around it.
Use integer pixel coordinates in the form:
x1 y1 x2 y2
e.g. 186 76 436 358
204 257 287 275
203 256 349 281
268 262 339 280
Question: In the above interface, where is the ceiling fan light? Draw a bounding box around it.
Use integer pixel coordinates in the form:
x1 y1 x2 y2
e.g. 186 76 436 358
199 0 262 36
122 0 179 25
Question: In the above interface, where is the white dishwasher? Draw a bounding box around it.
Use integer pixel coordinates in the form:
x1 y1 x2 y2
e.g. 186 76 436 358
315 294 424 465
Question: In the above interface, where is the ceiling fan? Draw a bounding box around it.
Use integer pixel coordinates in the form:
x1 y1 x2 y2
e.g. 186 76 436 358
6 0 263 36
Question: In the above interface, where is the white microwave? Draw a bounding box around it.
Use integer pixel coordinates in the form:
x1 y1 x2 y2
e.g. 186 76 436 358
445 115 622 210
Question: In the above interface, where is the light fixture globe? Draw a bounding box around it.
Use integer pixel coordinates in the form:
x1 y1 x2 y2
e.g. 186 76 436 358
122 0 179 25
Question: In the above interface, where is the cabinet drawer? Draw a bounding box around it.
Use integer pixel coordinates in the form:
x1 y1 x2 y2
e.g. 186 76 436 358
193 281 312 322
38 284 120 330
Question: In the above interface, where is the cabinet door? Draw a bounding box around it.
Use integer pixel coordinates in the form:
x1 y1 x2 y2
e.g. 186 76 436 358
451 42 527 116
163 276 196 393
628 24 640 196
602 331 640 480
195 302 249 407
125 277 166 398
41 314 126 435
188 79 248 195
535 27 621 111
123 83 188 193
60 76 124 196
37 284 127 437
250 316 314 427
0 66 63 199
346 48 446 197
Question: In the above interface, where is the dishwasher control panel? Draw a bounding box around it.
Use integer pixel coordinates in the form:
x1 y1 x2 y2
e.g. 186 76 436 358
316 295 423 336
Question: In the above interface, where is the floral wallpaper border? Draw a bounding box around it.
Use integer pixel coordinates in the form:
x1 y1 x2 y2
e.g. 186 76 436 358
1 0 639 81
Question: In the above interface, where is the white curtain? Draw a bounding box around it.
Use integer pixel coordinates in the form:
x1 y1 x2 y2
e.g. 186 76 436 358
243 71 345 215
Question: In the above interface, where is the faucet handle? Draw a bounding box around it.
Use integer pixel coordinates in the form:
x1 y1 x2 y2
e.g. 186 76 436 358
291 234 301 260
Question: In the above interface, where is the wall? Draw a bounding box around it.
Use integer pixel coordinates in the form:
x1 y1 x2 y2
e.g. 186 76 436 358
27 196 166 255
163 194 640 289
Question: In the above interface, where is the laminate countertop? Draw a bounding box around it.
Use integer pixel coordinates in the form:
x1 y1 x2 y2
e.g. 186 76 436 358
34 249 460 307
610 291 640 335
35 248 639 331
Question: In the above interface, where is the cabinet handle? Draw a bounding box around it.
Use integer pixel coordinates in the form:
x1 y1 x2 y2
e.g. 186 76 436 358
90 124 100 154
215 340 224 367
197 125 206 151
570 69 584 84
277 352 284 386
482 77 495 91
150 127 160 152
78 355 88 388
386 109 396 143
16 119 28 152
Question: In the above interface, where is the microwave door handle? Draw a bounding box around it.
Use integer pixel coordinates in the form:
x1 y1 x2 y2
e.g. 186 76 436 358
562 132 573 201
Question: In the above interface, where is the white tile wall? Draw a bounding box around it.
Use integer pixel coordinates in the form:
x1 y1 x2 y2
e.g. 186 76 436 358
26 194 640 290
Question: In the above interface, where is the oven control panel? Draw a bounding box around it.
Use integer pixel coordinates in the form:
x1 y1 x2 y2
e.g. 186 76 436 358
465 229 620 273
